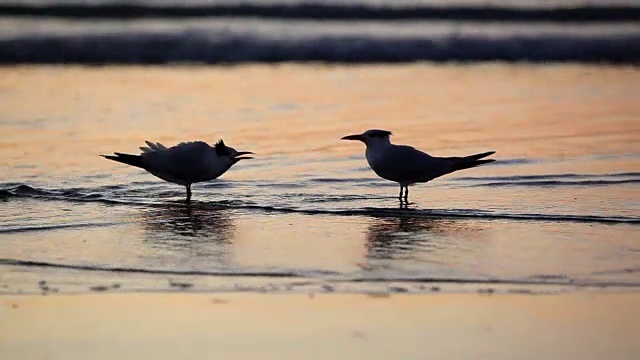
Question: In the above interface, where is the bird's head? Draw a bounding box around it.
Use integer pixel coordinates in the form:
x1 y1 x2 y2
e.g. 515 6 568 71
341 129 392 146
214 140 254 165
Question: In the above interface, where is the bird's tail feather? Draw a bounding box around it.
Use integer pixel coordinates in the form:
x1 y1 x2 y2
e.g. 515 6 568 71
464 151 496 161
100 153 144 168
446 151 496 172
452 158 496 171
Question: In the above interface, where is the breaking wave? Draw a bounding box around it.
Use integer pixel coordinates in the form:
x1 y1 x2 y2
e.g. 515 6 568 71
1 1 638 64
2 32 637 64
1 2 638 22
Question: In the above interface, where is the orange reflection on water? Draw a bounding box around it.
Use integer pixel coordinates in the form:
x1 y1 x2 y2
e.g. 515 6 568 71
1 64 639 173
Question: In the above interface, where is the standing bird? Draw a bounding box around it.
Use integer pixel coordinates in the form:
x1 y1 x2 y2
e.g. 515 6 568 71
341 129 495 203
101 140 253 203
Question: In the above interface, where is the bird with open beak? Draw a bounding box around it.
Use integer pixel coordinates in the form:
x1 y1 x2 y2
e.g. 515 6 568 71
102 139 253 203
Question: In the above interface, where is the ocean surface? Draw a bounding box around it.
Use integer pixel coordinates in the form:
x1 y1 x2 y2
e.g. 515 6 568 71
1 0 639 295
0 0 639 64
1 63 638 295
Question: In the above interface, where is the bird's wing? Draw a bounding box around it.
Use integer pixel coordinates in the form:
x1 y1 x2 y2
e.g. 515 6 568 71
140 141 168 153
141 141 213 179
176 140 207 148
377 145 447 182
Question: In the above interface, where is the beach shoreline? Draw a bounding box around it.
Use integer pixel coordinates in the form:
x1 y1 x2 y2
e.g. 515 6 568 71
1 292 639 360
1 63 638 360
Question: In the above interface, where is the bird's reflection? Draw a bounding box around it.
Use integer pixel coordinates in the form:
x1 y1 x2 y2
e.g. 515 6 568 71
140 203 235 259
364 215 475 260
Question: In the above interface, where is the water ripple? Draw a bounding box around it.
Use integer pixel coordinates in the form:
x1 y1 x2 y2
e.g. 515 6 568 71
2 183 639 225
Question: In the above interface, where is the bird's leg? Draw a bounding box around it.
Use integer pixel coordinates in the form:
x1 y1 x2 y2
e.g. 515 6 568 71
399 185 410 207
186 184 192 204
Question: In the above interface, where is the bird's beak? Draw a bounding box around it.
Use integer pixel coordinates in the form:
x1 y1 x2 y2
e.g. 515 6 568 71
341 134 364 141
232 151 254 161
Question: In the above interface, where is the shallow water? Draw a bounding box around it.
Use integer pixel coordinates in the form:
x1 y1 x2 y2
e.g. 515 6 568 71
1 64 639 294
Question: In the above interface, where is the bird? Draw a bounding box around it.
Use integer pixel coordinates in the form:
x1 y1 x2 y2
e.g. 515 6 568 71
101 140 253 203
341 129 495 204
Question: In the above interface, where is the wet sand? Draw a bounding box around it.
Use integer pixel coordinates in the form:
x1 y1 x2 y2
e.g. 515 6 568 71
1 293 639 360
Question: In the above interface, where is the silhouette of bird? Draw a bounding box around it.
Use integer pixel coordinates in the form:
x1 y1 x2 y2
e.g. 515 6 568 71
342 129 495 203
102 140 253 202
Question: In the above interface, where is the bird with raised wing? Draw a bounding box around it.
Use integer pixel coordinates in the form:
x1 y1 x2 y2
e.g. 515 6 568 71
101 140 253 202
342 129 495 203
